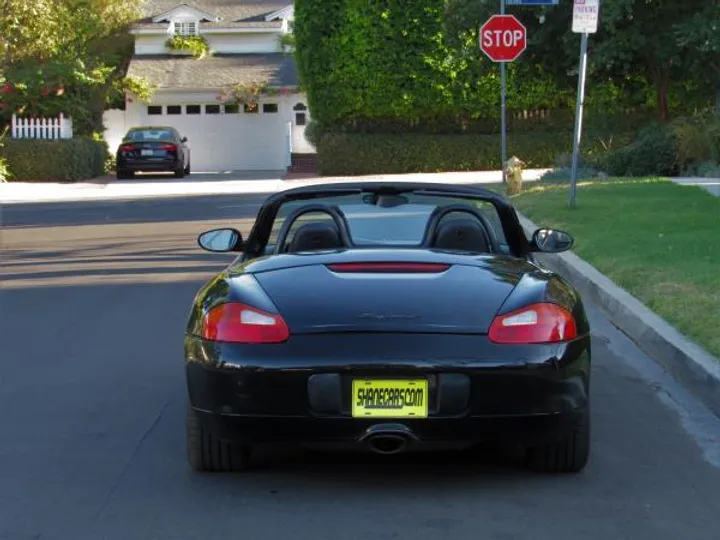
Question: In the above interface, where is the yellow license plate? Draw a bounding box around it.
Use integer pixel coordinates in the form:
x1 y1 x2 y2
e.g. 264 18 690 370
351 379 429 418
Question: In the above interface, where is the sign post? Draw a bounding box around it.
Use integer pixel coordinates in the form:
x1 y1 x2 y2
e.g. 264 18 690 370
479 8 527 184
568 0 600 208
501 0 507 185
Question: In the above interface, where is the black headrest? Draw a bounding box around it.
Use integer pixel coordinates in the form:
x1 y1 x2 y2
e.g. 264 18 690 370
287 222 344 253
432 217 491 254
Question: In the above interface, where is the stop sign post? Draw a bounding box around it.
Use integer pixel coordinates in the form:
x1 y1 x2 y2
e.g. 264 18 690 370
479 12 527 184
479 15 527 62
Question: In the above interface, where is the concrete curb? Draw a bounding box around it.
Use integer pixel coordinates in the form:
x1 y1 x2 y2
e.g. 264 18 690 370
518 213 720 417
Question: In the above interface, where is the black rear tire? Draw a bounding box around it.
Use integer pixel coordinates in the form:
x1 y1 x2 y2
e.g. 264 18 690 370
186 405 251 472
184 160 191 175
525 406 590 473
174 165 185 179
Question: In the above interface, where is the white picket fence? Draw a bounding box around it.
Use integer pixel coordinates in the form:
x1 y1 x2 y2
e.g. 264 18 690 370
11 113 73 140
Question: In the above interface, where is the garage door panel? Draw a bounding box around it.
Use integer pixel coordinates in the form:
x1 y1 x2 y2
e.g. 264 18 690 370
136 108 287 171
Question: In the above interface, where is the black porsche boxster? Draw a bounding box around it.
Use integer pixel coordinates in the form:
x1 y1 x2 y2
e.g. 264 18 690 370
185 182 591 474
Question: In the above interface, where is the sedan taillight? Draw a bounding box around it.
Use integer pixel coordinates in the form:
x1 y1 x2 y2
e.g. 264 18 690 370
201 302 290 344
159 143 177 152
119 143 136 152
488 303 578 344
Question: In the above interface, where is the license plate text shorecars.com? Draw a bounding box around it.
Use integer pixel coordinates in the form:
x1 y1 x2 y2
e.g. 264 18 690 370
352 379 429 418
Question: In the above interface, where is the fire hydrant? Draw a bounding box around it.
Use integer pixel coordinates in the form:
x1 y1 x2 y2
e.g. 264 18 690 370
505 156 525 196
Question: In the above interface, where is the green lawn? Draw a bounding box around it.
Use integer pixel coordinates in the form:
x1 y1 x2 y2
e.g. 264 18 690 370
509 178 720 359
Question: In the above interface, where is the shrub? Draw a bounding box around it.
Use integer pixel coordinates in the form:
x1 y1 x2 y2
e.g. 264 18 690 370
670 116 713 165
0 137 109 182
0 157 9 182
597 114 720 177
598 123 681 177
697 161 720 178
316 131 634 175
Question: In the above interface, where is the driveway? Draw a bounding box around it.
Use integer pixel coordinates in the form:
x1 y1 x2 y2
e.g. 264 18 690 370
2 195 720 540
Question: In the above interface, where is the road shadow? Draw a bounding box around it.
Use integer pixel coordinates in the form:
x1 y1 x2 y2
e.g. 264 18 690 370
3 193 272 229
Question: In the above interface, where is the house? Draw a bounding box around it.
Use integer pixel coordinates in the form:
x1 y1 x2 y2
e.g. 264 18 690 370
104 0 314 173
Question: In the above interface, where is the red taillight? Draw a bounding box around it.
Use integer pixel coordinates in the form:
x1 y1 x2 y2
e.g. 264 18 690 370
201 302 290 344
119 143 136 152
327 262 450 273
159 143 177 152
488 303 578 344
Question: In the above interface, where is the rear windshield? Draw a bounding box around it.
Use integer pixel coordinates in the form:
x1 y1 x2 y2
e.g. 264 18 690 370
269 192 509 252
125 129 174 141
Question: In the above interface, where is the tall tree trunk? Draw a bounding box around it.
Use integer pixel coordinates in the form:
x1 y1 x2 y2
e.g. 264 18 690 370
655 72 670 121
650 64 672 121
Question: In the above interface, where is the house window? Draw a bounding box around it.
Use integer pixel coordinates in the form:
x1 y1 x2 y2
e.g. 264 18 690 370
224 104 239 114
167 105 182 115
147 105 162 115
186 105 201 115
295 112 307 126
173 21 198 36
205 104 221 114
293 103 307 111
244 103 259 114
262 103 278 114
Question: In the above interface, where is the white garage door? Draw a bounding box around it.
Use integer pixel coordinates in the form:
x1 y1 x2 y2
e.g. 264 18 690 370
139 104 288 171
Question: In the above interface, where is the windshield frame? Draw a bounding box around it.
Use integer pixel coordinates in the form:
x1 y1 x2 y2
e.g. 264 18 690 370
243 183 532 259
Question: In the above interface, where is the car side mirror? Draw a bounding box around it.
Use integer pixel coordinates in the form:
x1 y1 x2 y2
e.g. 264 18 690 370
197 228 243 253
181 136 188 143
531 228 574 253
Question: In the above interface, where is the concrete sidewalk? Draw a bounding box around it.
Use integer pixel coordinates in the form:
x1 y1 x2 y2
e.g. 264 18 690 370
0 169 550 204
670 177 720 197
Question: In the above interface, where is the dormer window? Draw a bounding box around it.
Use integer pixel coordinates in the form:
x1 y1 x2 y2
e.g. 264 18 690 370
173 20 198 36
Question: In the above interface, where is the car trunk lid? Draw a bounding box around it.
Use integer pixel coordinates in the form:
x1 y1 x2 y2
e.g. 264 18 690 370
119 139 177 159
250 261 523 334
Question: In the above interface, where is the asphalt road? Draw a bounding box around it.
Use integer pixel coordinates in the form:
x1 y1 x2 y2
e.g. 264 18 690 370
2 195 720 540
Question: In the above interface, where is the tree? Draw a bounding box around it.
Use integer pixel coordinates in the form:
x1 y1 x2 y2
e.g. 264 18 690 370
0 0 141 134
589 0 709 121
676 3 720 114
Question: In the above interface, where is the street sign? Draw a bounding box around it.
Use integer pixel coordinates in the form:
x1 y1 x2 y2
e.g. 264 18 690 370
572 0 600 34
506 0 558 5
479 15 527 63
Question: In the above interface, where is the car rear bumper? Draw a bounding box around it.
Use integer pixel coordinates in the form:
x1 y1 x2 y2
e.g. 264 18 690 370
185 333 591 448
191 407 585 450
117 157 180 171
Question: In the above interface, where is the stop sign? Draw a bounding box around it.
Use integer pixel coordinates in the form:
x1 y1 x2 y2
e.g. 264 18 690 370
479 15 527 62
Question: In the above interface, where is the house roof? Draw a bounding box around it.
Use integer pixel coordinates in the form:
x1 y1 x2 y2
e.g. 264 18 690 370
126 53 299 90
136 1 292 30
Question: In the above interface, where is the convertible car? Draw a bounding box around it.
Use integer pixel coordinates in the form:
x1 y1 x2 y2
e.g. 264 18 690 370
185 182 591 474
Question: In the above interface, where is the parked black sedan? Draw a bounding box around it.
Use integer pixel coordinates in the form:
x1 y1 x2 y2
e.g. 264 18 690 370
115 126 190 179
185 182 591 474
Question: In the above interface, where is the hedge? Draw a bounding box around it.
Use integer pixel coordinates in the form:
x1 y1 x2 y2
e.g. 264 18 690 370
0 137 109 182
317 131 635 176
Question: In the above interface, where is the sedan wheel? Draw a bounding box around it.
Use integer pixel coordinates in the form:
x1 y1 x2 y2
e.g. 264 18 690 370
186 405 251 472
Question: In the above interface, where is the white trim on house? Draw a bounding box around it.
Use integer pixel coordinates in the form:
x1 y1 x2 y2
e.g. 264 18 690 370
264 5 294 22
152 4 219 23
131 26 283 35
